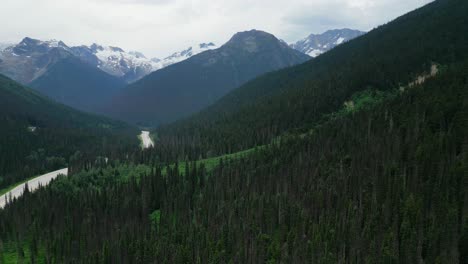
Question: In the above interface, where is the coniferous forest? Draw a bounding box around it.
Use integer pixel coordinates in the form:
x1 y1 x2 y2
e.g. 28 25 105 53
0 74 138 190
155 0 468 159
1 60 467 263
0 0 467 263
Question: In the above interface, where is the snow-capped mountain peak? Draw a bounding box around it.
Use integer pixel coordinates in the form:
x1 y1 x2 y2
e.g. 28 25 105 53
42 39 68 48
0 37 75 84
69 42 217 83
68 43 161 83
129 51 146 59
11 37 71 56
160 42 218 67
0 37 218 84
290 29 365 57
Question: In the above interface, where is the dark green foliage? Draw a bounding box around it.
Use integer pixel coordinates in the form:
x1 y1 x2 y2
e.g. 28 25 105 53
156 0 468 159
0 74 138 189
1 1 466 263
30 56 125 113
1 60 466 263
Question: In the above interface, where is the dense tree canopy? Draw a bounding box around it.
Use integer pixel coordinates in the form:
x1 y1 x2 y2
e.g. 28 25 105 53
0 74 138 189
1 60 466 263
0 1 466 263
156 0 468 159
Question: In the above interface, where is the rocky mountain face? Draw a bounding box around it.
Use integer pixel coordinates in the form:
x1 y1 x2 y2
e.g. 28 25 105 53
70 44 159 83
157 42 217 68
105 30 311 125
0 37 217 84
0 38 74 84
290 29 365 57
0 38 125 113
69 42 217 83
0 29 362 88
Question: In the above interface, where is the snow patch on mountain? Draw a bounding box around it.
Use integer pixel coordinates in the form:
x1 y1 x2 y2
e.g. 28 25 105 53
335 37 345 45
291 29 365 58
0 37 75 84
73 42 217 82
307 49 323 57
0 37 218 83
158 43 217 68
90 44 158 77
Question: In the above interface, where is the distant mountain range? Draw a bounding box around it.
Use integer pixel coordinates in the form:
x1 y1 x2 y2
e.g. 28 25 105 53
0 38 72 84
0 38 219 112
0 29 361 86
69 44 156 84
0 28 361 118
70 42 217 83
290 29 365 57
2 0 467 261
104 30 311 125
0 38 217 84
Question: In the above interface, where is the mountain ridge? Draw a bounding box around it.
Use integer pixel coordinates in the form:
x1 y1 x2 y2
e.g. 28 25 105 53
290 28 365 57
104 29 311 125
155 0 468 158
70 42 218 83
0 37 218 84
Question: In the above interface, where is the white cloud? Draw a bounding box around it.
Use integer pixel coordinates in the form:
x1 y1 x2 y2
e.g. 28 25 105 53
0 0 433 58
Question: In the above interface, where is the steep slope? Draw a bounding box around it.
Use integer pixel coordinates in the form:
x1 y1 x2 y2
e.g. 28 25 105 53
1 37 218 85
1 59 466 262
156 0 468 158
1 1 467 262
0 38 72 84
30 56 125 113
0 74 137 190
290 28 365 57
71 42 217 83
157 42 218 68
106 30 310 125
0 37 221 113
0 37 127 113
71 44 160 83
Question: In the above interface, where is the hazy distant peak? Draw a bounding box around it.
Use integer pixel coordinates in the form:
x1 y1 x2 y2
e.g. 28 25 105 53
291 28 365 57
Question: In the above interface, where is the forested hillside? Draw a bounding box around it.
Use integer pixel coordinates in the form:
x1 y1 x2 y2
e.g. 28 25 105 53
0 0 467 263
0 74 138 190
156 0 468 159
1 59 466 263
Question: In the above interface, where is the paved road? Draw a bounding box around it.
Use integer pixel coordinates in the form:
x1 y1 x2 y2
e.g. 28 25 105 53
140 130 154 148
1 131 150 209
0 168 68 209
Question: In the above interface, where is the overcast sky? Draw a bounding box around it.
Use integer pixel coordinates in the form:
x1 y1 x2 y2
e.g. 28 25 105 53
1 0 432 58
